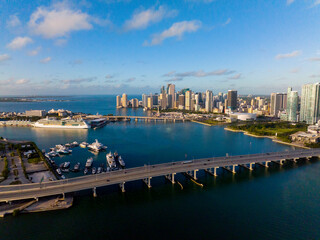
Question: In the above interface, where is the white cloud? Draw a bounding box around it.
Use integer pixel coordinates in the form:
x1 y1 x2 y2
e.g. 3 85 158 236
287 0 295 5
313 0 320 6
6 15 21 28
40 57 52 63
123 6 177 31
28 5 92 38
0 54 11 62
229 73 241 79
62 77 97 84
105 74 114 79
7 36 33 50
16 79 30 85
275 50 302 59
308 57 320 61
28 47 41 56
145 20 202 46
223 18 231 26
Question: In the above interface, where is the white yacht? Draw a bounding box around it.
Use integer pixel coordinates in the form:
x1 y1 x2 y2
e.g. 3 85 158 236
118 156 125 168
106 152 116 168
88 139 106 152
85 157 93 168
80 142 88 148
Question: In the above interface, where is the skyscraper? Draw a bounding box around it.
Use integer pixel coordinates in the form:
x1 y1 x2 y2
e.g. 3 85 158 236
286 87 298 122
121 93 128 108
167 84 175 108
116 95 121 108
142 94 148 107
205 90 213 112
185 91 192 110
227 90 237 110
160 93 167 109
300 82 320 124
178 94 185 109
270 93 287 117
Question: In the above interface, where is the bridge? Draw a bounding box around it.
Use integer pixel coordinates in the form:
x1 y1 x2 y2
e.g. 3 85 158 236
105 115 186 122
1 149 320 202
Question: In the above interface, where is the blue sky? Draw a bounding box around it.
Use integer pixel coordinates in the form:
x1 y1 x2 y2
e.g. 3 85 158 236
0 0 320 95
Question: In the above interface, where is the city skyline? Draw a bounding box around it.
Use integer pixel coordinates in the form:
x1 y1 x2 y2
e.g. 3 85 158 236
0 0 320 95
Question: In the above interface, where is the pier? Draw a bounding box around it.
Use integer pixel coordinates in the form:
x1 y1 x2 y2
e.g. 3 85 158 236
0 149 319 202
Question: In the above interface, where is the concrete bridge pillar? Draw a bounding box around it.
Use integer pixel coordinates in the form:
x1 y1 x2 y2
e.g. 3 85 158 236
213 167 218 176
280 159 285 165
293 158 298 163
135 118 138 122
119 182 125 192
265 161 271 168
93 187 97 197
232 165 237 174
249 163 254 170
193 169 198 180
62 192 65 200
143 177 152 188
166 173 176 184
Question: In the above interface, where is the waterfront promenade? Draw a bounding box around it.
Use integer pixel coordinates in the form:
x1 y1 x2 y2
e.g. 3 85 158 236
1 149 319 202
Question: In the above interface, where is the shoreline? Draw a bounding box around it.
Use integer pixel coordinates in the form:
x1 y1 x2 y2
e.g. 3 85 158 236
224 127 310 149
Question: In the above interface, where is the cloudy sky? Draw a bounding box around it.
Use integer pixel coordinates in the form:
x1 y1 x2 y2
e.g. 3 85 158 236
0 0 320 95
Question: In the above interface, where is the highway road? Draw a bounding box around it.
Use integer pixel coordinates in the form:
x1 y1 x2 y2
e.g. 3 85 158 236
1 149 319 202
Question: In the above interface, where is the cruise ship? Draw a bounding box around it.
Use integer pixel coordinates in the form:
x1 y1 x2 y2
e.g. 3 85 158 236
34 117 90 129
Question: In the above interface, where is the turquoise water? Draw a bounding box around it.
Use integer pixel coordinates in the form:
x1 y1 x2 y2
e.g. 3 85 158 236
0 97 319 239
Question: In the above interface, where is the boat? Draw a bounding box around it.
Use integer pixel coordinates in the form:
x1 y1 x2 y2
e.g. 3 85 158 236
92 167 96 174
61 175 66 179
72 141 79 147
118 156 125 168
59 163 64 168
87 139 106 152
34 117 90 129
56 146 71 155
63 162 70 168
48 151 58 157
61 168 69 173
73 162 80 172
97 167 102 174
106 152 117 168
84 168 88 175
80 142 88 148
90 118 108 129
85 157 93 168
56 168 62 175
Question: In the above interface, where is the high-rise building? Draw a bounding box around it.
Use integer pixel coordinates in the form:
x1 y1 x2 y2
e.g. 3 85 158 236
142 94 148 107
205 90 213 112
167 84 175 107
167 94 173 108
116 95 121 108
147 96 153 109
160 93 167 109
161 86 166 95
270 93 287 117
152 94 158 106
300 82 320 124
185 91 192 110
286 87 298 122
227 90 237 110
131 98 139 108
178 94 185 109
121 93 128 108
